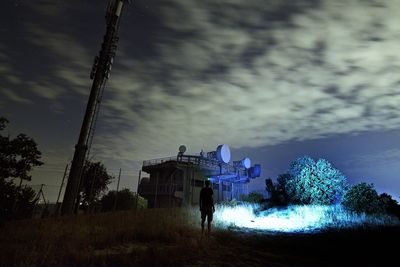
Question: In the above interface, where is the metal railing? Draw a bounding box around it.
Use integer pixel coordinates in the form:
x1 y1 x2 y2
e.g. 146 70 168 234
142 155 250 182
143 154 236 172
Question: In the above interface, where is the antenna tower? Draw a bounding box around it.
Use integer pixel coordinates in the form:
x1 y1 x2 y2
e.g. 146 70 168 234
61 0 130 215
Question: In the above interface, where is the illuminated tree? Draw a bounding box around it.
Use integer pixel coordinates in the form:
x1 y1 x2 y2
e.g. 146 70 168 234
342 183 385 214
281 156 348 205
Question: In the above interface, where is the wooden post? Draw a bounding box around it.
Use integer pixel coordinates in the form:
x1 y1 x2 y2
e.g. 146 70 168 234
113 168 121 211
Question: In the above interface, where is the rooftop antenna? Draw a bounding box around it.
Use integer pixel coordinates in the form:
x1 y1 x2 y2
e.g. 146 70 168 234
61 0 131 215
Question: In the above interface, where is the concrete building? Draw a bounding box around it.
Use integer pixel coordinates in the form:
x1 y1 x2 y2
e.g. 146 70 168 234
138 145 261 208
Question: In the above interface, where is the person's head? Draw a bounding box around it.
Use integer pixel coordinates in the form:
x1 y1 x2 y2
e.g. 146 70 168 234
205 180 211 188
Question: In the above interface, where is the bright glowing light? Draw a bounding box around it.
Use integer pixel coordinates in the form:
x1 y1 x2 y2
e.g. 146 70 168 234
213 204 400 233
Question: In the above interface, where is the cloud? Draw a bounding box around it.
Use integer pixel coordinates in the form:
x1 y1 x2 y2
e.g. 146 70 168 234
87 0 400 163
1 0 399 182
1 0 399 200
0 2 95 107
343 148 400 169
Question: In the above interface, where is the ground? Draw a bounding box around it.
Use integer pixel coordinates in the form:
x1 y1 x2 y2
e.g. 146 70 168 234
0 208 399 266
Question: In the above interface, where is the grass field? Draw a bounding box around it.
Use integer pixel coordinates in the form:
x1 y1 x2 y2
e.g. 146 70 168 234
0 206 399 267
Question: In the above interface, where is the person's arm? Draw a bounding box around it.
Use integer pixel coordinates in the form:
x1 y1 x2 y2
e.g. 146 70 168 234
199 189 203 211
211 190 215 212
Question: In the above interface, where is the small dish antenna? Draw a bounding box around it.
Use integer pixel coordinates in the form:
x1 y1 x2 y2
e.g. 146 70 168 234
179 145 187 154
241 157 251 169
233 157 251 169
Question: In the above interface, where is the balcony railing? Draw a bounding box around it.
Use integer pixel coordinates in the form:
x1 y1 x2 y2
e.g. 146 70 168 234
142 154 236 172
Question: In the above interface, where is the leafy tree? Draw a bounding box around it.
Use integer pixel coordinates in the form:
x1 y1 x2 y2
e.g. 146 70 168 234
101 188 146 211
342 183 385 214
80 161 114 209
241 192 264 203
0 117 43 182
279 156 348 205
0 117 42 220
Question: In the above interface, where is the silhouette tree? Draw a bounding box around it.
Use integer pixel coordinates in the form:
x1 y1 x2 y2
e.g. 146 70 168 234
379 193 400 217
101 188 136 211
0 179 35 220
266 175 290 205
0 117 43 182
0 117 42 220
80 161 114 210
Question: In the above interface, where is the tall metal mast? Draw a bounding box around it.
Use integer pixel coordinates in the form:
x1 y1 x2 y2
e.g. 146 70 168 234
61 0 129 215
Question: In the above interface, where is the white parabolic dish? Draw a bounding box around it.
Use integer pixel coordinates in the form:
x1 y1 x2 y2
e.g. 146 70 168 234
216 144 231 163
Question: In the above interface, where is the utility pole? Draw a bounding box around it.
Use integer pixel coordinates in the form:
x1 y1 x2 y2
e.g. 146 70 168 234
61 0 130 215
135 170 141 210
56 164 69 215
32 184 47 218
113 168 121 211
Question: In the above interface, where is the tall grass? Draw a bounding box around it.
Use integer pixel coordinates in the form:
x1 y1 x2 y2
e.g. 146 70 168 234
213 203 400 233
0 205 399 266
0 208 205 266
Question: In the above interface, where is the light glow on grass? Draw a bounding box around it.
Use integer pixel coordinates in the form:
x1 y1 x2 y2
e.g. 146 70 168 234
214 204 400 233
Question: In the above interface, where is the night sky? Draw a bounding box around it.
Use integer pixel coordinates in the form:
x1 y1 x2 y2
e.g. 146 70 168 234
1 0 399 202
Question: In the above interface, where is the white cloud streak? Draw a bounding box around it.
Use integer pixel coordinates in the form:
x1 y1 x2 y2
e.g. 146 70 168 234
92 0 400 163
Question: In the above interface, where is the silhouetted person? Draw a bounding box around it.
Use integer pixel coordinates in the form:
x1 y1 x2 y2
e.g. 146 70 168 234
199 180 215 235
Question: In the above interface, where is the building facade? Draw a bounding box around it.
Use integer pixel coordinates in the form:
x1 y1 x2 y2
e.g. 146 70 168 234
139 145 261 208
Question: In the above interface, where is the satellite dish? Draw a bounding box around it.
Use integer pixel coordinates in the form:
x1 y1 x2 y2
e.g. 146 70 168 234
233 157 251 169
242 157 251 169
179 145 187 153
216 144 231 163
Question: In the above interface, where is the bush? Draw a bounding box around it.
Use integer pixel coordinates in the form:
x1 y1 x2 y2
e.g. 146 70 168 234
342 183 385 214
379 193 400 218
101 189 147 211
240 192 264 204
265 175 290 206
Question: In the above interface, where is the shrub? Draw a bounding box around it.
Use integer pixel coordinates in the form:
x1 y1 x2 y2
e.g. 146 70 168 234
240 192 264 204
0 179 37 221
101 189 147 211
342 183 385 214
265 175 290 206
379 193 400 218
